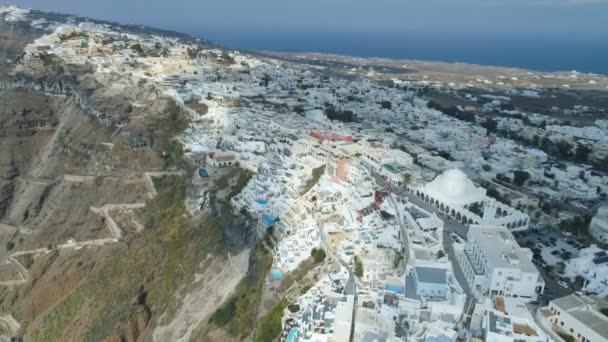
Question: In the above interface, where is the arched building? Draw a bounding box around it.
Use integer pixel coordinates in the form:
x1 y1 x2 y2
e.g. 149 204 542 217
410 169 529 231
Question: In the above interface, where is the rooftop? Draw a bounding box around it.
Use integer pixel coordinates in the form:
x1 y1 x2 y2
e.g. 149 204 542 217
468 225 538 273
552 294 608 339
416 266 447 285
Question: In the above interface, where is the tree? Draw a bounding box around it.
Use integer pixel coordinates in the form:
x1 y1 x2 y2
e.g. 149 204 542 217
130 43 144 56
354 256 364 278
513 170 530 187
311 248 326 263
402 173 412 186
482 118 498 133
574 144 592 163
555 140 573 159
559 216 591 237
436 250 445 259
261 74 271 87
380 100 392 110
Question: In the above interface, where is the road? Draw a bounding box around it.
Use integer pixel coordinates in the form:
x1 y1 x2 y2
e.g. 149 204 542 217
318 219 358 341
387 184 478 322
387 193 411 271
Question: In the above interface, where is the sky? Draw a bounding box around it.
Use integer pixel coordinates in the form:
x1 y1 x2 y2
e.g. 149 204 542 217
12 0 608 37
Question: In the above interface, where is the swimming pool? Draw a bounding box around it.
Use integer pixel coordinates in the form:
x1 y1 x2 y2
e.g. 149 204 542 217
256 198 269 205
271 268 283 280
385 284 405 293
263 215 275 225
198 168 209 178
287 327 298 342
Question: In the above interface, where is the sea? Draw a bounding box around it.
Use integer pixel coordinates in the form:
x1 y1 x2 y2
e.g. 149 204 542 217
195 29 608 75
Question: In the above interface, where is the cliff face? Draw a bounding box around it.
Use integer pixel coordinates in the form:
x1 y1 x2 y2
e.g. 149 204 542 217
0 8 246 342
0 18 43 72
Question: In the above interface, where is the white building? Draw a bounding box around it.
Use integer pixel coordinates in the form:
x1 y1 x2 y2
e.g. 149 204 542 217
484 309 547 342
361 148 413 172
479 296 549 342
564 245 608 296
590 205 608 243
412 169 529 231
458 225 544 301
543 294 608 342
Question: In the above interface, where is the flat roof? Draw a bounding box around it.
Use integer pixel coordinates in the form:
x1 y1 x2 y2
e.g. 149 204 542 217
468 225 538 273
488 310 513 335
552 294 608 339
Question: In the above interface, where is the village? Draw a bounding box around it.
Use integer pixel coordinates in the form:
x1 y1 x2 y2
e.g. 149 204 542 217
6 7 608 342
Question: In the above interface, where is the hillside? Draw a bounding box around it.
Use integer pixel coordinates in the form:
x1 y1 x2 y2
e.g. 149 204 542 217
0 5 255 341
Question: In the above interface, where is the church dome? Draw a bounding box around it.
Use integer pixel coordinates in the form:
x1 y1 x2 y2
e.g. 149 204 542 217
423 168 486 206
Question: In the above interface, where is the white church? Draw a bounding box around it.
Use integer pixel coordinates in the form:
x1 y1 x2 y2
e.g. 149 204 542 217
410 169 529 231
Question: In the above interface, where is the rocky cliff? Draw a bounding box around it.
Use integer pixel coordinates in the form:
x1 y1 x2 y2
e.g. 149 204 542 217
0 6 250 342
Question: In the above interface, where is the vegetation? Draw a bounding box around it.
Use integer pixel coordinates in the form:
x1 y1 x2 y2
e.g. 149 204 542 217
468 202 483 216
254 298 288 342
486 187 511 206
401 173 412 186
601 308 608 317
558 215 592 237
482 118 498 133
324 103 356 122
31 176 225 341
354 256 364 278
279 257 316 292
311 247 326 263
574 144 592 163
130 43 145 56
427 100 476 123
379 100 392 110
558 333 575 342
216 167 253 215
512 170 530 187
208 239 273 338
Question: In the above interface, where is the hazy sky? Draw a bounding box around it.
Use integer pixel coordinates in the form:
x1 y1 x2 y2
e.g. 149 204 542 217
12 0 608 37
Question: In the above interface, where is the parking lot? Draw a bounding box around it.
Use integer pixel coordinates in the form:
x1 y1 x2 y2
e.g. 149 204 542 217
513 226 588 302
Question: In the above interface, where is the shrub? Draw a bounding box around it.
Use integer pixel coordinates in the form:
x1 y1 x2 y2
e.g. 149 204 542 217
255 299 288 342
354 256 364 278
311 248 326 263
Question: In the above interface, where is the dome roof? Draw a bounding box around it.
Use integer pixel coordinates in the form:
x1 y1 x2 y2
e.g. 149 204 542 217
424 169 486 206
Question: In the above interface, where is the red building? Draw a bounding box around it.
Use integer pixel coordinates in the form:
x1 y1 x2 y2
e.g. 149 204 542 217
309 129 353 143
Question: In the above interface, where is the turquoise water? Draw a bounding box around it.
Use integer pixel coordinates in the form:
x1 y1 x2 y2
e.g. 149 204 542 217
256 198 269 205
198 168 209 178
271 268 283 279
385 284 405 293
287 327 298 342
263 215 275 225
